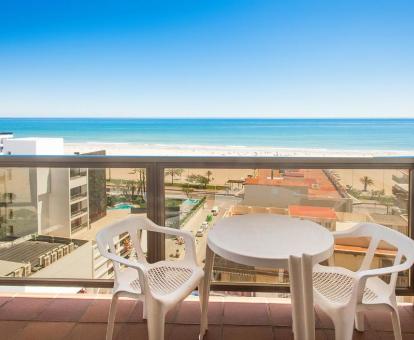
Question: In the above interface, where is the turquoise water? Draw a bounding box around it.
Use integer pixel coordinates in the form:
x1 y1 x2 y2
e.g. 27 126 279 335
183 198 200 205
1 118 414 151
109 203 133 210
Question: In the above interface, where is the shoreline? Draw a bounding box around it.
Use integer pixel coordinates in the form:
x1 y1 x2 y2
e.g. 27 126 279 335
65 142 414 157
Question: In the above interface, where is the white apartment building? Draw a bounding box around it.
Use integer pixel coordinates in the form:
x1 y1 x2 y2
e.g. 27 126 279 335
0 137 95 287
0 138 123 284
1 137 90 238
0 132 14 153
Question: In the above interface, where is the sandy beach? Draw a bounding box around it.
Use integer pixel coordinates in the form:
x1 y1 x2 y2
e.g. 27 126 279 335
64 142 410 189
65 142 414 158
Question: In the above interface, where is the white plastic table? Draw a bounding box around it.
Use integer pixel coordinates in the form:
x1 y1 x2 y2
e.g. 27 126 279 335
199 214 334 340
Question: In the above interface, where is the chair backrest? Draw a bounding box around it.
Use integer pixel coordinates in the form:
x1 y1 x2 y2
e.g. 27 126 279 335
351 223 414 288
96 215 149 278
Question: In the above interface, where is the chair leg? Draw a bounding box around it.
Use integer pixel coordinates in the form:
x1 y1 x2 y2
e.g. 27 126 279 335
143 300 147 319
355 311 365 332
106 292 120 340
391 308 402 340
200 246 214 339
147 299 165 340
333 314 355 340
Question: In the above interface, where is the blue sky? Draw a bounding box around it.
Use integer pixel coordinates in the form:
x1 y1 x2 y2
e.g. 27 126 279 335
0 0 413 118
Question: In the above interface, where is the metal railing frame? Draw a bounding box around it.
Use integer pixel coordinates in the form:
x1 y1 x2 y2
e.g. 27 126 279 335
0 155 413 295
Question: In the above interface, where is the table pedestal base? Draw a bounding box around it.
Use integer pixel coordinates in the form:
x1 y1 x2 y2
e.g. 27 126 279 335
199 249 316 340
200 246 214 339
289 254 315 340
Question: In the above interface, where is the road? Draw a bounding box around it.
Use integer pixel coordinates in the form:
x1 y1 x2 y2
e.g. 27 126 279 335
165 194 241 264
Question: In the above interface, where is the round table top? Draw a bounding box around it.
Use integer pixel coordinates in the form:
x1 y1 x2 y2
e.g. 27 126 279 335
207 214 334 268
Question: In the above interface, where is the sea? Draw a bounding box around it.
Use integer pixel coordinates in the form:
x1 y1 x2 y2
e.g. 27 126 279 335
0 118 413 152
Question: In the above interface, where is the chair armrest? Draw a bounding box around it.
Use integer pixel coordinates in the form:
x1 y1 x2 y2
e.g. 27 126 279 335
105 252 147 272
105 252 149 291
356 262 410 279
350 263 409 304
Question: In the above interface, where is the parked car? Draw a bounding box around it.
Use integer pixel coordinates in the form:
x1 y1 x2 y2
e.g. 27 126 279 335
196 229 204 237
201 221 209 230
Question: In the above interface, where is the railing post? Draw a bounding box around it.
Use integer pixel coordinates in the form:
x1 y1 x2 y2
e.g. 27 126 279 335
409 169 414 291
146 163 165 263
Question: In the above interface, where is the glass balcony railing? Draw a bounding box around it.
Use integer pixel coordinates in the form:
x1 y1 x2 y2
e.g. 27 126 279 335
70 184 88 201
70 221 89 234
164 167 411 289
70 191 88 201
70 207 88 218
0 155 412 296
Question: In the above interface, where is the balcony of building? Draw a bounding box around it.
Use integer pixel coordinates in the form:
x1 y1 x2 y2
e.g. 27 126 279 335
0 155 413 339
70 185 88 203
70 206 88 220
70 168 87 179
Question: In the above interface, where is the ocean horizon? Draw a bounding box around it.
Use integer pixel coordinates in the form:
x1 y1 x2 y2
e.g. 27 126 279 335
1 118 414 152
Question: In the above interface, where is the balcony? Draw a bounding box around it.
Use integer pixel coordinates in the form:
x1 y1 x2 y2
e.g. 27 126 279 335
71 221 88 234
70 168 87 179
0 155 413 339
0 295 414 339
70 191 88 203
70 207 88 219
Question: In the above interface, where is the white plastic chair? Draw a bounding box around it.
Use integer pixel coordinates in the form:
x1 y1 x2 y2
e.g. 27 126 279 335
96 215 204 340
312 223 414 340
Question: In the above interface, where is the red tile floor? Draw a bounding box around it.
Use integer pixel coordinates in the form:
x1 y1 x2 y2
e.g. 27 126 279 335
0 296 414 340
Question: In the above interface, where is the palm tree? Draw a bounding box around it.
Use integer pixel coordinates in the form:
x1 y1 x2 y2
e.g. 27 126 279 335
206 170 213 182
126 181 136 201
165 168 184 185
129 168 146 198
360 176 374 192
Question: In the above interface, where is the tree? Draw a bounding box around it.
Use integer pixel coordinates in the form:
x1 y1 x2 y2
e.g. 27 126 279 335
182 185 194 198
360 176 374 192
206 170 213 182
107 196 115 207
187 174 210 188
130 168 146 198
165 168 184 185
197 175 210 188
187 174 198 184
125 181 136 201
379 196 395 214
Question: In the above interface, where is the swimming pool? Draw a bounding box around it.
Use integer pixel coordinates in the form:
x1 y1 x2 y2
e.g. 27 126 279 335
183 198 200 205
110 203 134 210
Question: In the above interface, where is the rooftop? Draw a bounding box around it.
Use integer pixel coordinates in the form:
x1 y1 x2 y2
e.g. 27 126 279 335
245 169 342 199
0 295 413 339
288 205 337 220
0 241 66 265
369 213 408 228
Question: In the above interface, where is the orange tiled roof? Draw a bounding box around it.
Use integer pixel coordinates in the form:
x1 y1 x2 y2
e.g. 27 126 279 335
289 205 337 220
244 169 341 199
